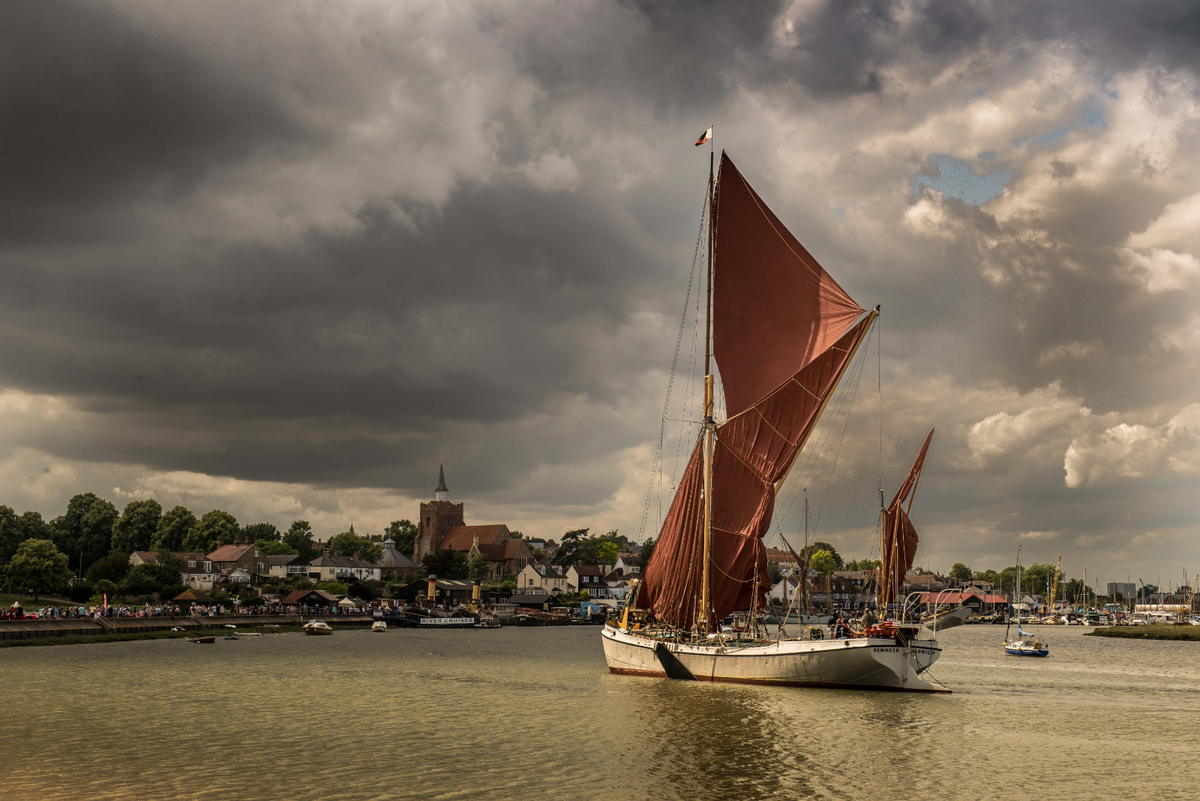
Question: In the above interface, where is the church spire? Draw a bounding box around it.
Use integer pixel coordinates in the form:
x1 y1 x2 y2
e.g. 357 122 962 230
435 461 449 502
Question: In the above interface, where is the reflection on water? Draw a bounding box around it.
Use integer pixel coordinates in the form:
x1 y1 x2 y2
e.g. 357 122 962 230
1 625 1199 800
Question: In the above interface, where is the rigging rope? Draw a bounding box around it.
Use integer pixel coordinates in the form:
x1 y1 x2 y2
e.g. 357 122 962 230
637 184 710 542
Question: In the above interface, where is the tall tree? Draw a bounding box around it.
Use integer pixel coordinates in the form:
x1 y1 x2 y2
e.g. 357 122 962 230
0 505 20 562
153 506 197 552
185 510 240 554
111 499 163 554
328 531 382 563
637 537 655 572
243 522 280 542
949 562 973 584
17 510 51 543
803 541 844 570
7 538 73 600
51 493 119 575
86 552 132 584
384 519 417 556
284 520 318 560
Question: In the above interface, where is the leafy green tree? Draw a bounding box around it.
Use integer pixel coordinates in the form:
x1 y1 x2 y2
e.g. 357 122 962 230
469 554 490 582
384 519 417 556
243 522 280 542
423 548 468 579
185 510 240 554
69 581 95 603
0 505 20 562
315 580 348 596
809 549 838 577
328 531 383 563
974 569 999 586
949 562 973 584
638 537 656 572
803 541 843 570
553 528 629 566
51 493 119 575
110 499 163 554
255 540 293 556
148 551 183 588
7 539 73 599
120 564 161 596
767 562 783 584
284 520 318 561
93 579 118 599
509 531 523 539
845 558 881 571
153 506 197 552
86 551 132 584
18 510 52 542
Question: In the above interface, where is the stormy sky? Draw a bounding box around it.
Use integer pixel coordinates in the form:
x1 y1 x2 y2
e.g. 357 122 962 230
2 0 1199 589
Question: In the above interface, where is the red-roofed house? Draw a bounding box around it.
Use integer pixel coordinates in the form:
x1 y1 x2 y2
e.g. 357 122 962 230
207 543 271 586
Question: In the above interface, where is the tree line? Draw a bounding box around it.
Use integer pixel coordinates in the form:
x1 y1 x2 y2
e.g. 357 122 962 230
0 493 424 599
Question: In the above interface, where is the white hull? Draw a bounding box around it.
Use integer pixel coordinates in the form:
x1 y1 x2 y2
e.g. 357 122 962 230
601 625 947 693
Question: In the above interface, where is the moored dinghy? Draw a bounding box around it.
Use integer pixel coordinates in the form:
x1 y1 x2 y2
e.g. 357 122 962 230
602 145 946 692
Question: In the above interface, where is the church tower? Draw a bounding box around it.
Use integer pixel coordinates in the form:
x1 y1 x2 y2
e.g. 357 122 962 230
414 462 465 564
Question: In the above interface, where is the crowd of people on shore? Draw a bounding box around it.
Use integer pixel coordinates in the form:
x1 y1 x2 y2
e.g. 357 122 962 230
1 601 379 622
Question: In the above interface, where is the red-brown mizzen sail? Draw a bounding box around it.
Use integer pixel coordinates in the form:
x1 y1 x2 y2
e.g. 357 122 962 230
713 153 865 417
640 317 874 629
882 428 934 600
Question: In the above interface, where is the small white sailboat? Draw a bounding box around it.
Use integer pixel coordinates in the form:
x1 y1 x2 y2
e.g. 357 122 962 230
1004 550 1048 657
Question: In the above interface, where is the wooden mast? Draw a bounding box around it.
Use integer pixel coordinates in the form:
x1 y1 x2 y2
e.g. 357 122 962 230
698 141 716 635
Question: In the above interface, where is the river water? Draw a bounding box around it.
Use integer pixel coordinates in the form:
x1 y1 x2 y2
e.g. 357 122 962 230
1 624 1197 800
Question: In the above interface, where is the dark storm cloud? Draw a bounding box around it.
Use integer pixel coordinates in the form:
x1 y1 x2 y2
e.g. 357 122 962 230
0 0 1198 570
0 1 340 242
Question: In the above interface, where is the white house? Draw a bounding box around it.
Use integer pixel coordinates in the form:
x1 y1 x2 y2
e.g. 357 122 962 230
566 564 610 597
516 564 569 594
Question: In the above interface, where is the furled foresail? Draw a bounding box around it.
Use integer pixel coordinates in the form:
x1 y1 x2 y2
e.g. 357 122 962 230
881 428 934 601
713 154 865 417
640 316 874 630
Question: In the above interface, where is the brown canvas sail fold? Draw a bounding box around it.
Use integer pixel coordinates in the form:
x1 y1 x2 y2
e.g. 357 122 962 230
639 317 873 629
882 428 934 598
713 153 864 417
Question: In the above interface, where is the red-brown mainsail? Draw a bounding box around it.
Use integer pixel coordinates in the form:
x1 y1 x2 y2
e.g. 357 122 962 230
639 152 874 631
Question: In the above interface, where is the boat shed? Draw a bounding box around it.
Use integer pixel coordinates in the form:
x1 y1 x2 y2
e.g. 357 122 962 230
280 589 342 608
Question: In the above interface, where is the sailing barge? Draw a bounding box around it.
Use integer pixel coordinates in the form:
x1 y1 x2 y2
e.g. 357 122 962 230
601 149 947 692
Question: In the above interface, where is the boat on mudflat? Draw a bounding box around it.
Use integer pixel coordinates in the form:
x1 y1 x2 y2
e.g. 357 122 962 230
602 144 946 693
302 619 334 636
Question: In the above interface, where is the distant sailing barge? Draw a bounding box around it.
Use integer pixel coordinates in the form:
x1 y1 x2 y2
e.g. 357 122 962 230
602 148 946 692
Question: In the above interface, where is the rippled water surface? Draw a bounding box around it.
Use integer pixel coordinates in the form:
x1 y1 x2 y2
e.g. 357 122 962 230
2 625 1198 800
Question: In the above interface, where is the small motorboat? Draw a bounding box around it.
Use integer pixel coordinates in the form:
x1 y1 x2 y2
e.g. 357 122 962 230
371 621 387 632
303 619 334 636
475 616 502 629
187 636 216 644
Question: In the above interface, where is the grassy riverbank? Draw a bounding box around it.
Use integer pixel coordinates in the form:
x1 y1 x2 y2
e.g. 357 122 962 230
0 594 76 612
1086 625 1200 641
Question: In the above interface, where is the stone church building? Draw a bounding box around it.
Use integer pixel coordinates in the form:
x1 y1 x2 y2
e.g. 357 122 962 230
413 464 533 580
